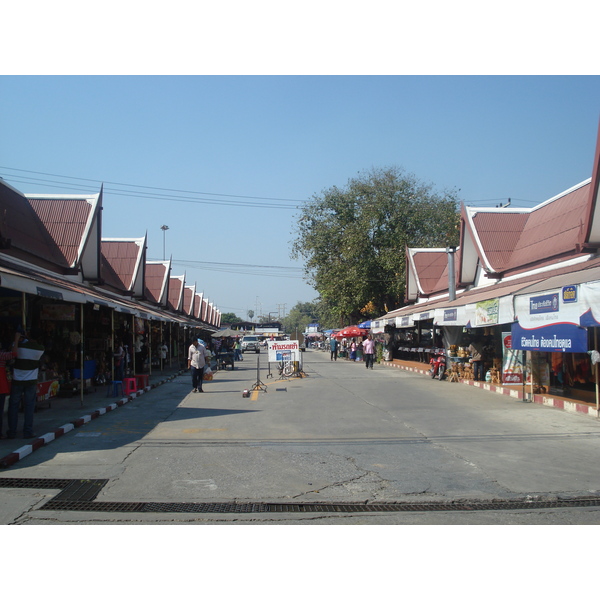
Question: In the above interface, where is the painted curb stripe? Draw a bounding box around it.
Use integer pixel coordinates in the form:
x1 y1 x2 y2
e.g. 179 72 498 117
382 361 599 419
0 369 187 468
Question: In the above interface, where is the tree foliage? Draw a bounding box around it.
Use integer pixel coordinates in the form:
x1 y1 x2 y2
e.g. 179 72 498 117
291 166 460 322
220 312 243 324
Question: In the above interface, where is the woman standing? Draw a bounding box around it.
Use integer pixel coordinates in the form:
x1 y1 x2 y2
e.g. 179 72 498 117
0 331 20 439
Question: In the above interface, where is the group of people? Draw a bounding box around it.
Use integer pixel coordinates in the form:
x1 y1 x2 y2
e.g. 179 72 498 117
329 334 376 369
0 327 45 440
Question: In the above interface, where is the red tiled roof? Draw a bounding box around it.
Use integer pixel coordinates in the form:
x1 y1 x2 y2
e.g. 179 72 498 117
469 212 529 272
466 181 591 276
183 286 194 316
168 276 184 311
145 262 169 304
506 182 589 271
27 197 93 268
0 181 68 271
411 250 448 295
100 240 142 292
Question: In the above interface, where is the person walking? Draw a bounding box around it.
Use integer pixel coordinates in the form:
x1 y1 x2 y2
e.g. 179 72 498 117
188 338 207 392
329 336 338 361
363 334 375 369
6 327 45 439
0 330 20 439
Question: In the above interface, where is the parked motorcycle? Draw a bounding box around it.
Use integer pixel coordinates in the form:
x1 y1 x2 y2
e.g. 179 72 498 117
429 349 447 380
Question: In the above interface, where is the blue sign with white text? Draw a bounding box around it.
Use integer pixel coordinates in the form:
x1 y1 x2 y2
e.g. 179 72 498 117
529 293 559 314
511 322 588 353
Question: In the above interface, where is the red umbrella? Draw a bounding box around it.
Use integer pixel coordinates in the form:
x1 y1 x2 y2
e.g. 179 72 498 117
334 325 369 339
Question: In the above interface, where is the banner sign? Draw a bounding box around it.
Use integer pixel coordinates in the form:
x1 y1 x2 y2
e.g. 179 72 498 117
511 322 588 353
475 299 499 326
501 333 524 385
267 340 300 362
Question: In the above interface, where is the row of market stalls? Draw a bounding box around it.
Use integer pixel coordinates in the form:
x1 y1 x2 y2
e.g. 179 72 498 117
0 180 221 405
372 121 600 408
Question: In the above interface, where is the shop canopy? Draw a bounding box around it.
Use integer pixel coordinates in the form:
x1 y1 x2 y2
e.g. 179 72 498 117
334 325 369 338
510 265 600 353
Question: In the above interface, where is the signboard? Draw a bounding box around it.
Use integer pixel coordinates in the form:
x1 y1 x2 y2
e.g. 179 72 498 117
475 299 499 326
510 322 588 353
40 303 76 321
501 333 523 385
529 293 559 314
443 309 457 322
562 285 578 303
267 340 300 362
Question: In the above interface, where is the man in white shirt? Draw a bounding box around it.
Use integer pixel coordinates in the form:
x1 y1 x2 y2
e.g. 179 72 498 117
188 338 207 392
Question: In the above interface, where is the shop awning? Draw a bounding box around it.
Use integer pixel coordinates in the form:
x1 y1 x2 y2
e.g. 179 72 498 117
0 267 88 304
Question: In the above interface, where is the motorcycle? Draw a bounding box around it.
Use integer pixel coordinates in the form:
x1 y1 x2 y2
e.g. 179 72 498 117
429 349 447 380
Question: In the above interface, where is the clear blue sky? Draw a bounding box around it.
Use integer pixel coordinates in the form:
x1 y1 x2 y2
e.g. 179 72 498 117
2 5 599 321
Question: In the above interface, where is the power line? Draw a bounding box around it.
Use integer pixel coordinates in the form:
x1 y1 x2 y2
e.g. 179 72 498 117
0 167 306 210
0 165 305 202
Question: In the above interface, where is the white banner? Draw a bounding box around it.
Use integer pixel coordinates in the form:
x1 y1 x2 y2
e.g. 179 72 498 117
267 340 300 362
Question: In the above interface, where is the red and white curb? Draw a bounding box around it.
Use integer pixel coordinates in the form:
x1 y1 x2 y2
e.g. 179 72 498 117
0 371 185 469
382 361 600 419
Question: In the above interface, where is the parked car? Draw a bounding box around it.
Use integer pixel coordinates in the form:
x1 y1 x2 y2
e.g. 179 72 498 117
241 335 260 353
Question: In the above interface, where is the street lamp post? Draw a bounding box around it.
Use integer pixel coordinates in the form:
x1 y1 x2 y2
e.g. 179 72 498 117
161 225 169 260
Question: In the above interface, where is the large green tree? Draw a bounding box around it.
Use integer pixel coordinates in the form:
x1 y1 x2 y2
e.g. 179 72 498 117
291 166 460 322
220 312 243 324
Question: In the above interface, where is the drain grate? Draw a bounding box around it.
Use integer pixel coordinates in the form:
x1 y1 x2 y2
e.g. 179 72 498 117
0 477 73 490
3 478 600 514
39 497 600 514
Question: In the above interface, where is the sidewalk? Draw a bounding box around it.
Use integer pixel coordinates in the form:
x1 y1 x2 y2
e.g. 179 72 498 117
0 366 187 468
382 358 600 420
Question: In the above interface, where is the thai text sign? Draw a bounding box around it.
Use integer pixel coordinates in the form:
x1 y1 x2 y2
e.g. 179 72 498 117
267 340 300 362
529 293 559 314
475 299 499 326
510 322 588 353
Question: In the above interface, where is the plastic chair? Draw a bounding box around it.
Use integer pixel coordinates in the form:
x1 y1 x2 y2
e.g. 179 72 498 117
107 381 123 397
123 377 137 395
135 374 149 390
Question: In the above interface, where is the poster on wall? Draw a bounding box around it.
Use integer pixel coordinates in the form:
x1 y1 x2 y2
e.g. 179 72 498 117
475 299 499 326
502 333 523 385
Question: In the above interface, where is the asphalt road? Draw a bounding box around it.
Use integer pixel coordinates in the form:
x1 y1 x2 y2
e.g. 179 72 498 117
2 348 600 524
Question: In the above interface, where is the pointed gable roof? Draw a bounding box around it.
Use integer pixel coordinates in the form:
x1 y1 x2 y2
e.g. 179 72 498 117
201 297 208 322
183 284 195 316
145 260 171 306
460 179 591 282
100 236 147 297
405 247 461 301
168 274 185 312
26 189 102 279
583 118 600 245
194 292 204 320
0 180 72 272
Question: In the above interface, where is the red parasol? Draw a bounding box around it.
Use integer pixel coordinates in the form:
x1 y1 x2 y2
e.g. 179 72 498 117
333 325 369 339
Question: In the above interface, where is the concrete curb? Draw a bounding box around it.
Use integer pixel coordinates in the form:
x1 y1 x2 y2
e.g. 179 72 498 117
0 370 186 469
381 361 600 420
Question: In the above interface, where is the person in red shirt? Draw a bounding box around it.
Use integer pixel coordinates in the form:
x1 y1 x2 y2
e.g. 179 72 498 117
0 331 21 439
